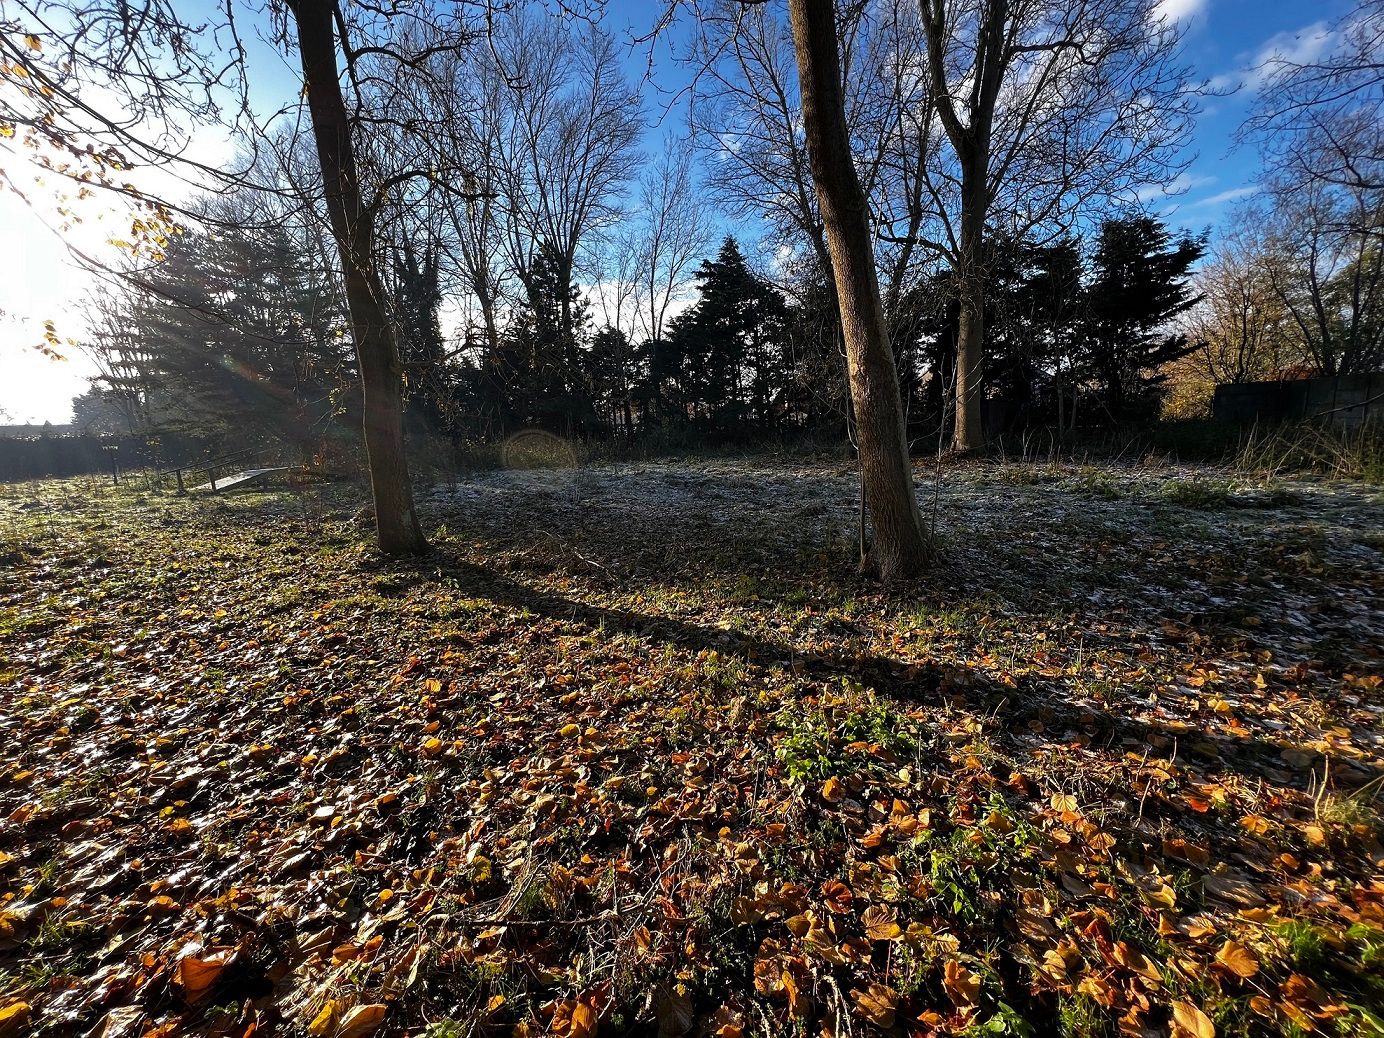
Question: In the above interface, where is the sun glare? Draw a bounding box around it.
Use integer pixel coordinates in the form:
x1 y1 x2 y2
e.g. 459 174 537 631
1 168 110 422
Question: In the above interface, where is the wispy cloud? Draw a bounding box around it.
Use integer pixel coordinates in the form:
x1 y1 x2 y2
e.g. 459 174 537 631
1208 21 1334 94
1186 185 1260 207
1134 172 1217 204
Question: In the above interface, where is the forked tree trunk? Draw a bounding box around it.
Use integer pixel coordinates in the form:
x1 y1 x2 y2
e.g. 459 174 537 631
288 0 426 556
786 0 932 579
921 0 1001 454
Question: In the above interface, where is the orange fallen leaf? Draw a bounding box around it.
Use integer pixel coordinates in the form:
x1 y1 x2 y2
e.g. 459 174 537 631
337 1003 387 1038
174 951 230 1005
570 1000 598 1038
1170 1000 1215 1038
1215 939 1259 979
943 959 981 1006
0 1002 31 1038
821 878 852 914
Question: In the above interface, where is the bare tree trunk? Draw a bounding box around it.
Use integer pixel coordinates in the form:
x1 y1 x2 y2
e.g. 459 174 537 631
953 180 987 451
476 284 500 363
1055 352 1065 442
287 0 425 556
787 0 931 579
920 0 1006 454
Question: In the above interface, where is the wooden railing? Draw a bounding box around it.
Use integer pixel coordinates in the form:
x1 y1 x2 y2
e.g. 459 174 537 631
156 445 278 495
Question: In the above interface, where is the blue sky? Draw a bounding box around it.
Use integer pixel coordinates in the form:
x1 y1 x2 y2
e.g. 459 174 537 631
1159 0 1347 228
597 0 1350 237
0 0 1348 423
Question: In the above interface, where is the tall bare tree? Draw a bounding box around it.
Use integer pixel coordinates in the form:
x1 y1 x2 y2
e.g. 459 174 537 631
1259 180 1384 377
279 0 437 554
787 0 932 579
692 0 937 336
1 0 469 555
918 0 1196 450
1236 0 1384 378
631 136 713 346
491 14 643 339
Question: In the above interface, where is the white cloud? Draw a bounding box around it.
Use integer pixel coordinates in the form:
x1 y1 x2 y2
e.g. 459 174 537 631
1208 21 1335 94
1186 185 1260 207
1155 0 1208 23
1134 172 1216 204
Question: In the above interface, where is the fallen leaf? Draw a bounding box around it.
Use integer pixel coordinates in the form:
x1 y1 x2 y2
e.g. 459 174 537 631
174 951 230 1005
943 960 982 1006
0 1002 31 1038
1170 1000 1215 1038
308 1001 341 1037
1050 793 1078 814
862 904 901 941
657 987 694 1037
337 1004 387 1038
1215 940 1259 979
570 1000 599 1038
849 983 897 1028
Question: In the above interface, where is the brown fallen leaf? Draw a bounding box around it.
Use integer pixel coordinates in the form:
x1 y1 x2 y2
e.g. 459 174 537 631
657 986 694 1038
943 959 982 1006
1215 939 1259 979
849 983 898 1028
1170 1000 1215 1038
862 904 901 941
337 1003 388 1038
93 1006 150 1038
710 1004 743 1038
1112 941 1162 981
821 878 852 914
1203 872 1266 907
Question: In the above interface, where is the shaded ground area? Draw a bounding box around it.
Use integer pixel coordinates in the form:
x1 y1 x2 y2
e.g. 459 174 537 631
1 457 1382 1038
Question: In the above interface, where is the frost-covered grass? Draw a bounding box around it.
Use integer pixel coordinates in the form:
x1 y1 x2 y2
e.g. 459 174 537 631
0 457 1381 1037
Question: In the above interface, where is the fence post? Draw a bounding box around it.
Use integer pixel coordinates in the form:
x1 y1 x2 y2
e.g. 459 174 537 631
102 444 119 486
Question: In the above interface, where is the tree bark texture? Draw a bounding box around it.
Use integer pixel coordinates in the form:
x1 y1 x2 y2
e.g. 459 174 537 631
787 0 932 579
288 0 427 556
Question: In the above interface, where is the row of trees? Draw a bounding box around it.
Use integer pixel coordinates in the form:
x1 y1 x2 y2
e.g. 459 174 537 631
77 207 1205 446
7 0 1381 575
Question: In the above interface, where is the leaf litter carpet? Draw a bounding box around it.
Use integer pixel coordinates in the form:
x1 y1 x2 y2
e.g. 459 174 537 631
0 458 1381 1037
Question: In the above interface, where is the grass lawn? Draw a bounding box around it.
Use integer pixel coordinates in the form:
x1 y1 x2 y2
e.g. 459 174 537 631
1 457 1382 1037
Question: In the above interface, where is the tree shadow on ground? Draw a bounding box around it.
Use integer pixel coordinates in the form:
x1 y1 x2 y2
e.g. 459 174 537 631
397 547 1377 795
